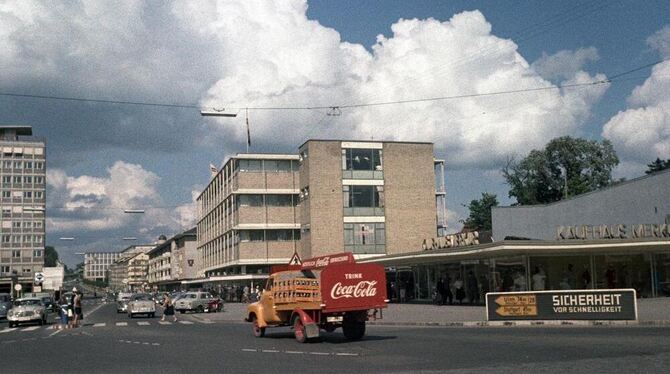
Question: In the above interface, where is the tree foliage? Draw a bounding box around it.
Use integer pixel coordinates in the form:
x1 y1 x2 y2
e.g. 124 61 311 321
502 136 619 205
645 158 670 174
44 246 59 267
462 193 498 231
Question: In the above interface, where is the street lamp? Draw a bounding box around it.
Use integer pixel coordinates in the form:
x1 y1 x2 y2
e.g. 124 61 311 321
123 209 145 214
200 108 238 117
59 237 75 241
122 237 137 241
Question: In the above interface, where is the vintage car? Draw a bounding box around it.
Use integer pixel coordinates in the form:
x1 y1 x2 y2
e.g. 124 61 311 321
7 297 47 327
127 293 156 318
204 297 223 313
116 292 133 313
0 293 11 319
174 292 214 314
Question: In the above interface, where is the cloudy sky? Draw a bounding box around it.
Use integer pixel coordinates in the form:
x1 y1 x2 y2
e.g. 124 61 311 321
1 0 669 266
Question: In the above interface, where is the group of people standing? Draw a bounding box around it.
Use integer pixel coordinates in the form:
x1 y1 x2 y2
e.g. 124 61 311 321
56 287 83 330
435 271 483 305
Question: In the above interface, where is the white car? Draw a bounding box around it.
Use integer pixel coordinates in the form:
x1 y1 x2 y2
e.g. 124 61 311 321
7 297 47 327
127 294 156 318
174 292 214 314
116 292 133 313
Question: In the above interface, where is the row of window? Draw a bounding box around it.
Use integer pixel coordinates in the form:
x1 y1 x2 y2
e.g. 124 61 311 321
0 160 45 169
342 148 383 171
2 235 44 244
236 159 297 173
0 266 35 274
1 176 45 184
236 194 297 208
1 191 44 199
238 229 301 242
5 249 43 257
1 221 44 229
2 207 44 215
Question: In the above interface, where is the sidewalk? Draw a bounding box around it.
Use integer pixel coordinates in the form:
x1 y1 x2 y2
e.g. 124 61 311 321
190 298 670 327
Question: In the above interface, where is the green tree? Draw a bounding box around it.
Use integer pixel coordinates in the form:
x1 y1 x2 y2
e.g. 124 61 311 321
503 136 619 205
462 193 498 231
44 246 59 267
645 158 670 174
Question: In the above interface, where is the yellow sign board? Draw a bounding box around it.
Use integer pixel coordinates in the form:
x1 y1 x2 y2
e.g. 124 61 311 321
495 294 537 317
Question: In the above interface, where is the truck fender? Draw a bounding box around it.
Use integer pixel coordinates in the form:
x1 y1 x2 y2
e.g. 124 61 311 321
247 309 268 328
291 308 319 339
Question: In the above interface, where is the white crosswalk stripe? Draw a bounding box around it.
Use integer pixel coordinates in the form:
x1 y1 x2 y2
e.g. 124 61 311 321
115 322 128 326
0 320 211 335
22 326 41 332
137 322 150 326
158 321 172 325
93 323 106 327
178 321 194 325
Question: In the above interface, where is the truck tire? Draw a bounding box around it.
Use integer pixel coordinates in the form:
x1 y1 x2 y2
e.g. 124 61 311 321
343 315 366 341
293 315 307 343
252 316 265 338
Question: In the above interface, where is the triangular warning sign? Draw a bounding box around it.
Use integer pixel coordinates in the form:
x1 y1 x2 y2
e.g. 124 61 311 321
289 252 302 265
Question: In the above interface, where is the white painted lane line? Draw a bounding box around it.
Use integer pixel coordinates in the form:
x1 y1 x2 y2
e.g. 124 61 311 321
0 328 18 334
241 349 257 352
309 352 330 356
93 323 106 327
199 320 214 324
115 322 128 327
137 322 150 326
335 353 359 356
152 343 160 346
21 326 41 332
285 351 304 354
261 349 280 353
178 321 193 325
158 321 172 325
48 329 62 338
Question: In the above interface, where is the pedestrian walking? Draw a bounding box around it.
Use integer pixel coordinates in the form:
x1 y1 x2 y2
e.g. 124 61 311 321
73 291 83 327
161 293 177 322
57 293 69 330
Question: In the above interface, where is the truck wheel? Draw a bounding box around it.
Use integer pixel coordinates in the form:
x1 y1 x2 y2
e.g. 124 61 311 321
293 316 307 343
343 318 366 341
252 316 265 338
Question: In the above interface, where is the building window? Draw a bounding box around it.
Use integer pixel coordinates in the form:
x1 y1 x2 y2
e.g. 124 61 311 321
12 250 20 258
24 161 33 169
264 160 293 172
237 194 263 207
2 235 9 243
23 191 32 198
342 148 383 179
33 250 42 257
265 229 300 241
34 221 43 228
2 161 11 169
1 265 9 273
12 221 21 229
266 194 294 206
2 191 10 198
13 161 22 169
23 176 32 184
239 230 264 242
35 162 44 169
343 185 384 216
344 223 385 254
35 191 43 199
2 176 10 184
13 176 21 184
35 176 44 184
238 159 262 172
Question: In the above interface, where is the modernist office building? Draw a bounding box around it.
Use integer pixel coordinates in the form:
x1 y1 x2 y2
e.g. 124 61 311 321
0 126 46 294
147 228 199 290
83 252 121 282
196 140 445 287
364 169 670 302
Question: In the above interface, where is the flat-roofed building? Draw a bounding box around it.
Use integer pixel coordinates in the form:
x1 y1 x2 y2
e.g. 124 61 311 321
196 140 441 288
83 252 121 282
147 228 198 290
107 244 156 292
0 126 46 295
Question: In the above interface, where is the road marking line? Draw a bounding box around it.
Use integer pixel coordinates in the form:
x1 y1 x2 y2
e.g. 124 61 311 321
93 323 106 327
137 322 150 326
285 351 304 354
178 321 194 325
133 341 140 344
158 321 172 325
241 349 257 352
48 329 62 338
22 326 41 332
335 353 359 356
152 343 160 346
309 352 330 356
0 328 18 334
115 322 128 327
262 349 280 353
143 342 149 345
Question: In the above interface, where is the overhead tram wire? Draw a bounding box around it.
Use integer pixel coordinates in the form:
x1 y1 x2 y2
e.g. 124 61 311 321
0 57 666 114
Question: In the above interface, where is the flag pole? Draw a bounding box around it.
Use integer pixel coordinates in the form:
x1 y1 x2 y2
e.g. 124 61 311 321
245 107 250 153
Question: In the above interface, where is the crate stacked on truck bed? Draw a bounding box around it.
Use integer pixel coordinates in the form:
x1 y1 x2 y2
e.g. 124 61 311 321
273 273 321 305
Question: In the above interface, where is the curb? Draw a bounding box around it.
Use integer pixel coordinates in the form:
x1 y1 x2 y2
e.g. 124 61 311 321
367 320 670 327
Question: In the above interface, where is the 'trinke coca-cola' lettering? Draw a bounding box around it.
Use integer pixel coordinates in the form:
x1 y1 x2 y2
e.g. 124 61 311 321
330 281 378 299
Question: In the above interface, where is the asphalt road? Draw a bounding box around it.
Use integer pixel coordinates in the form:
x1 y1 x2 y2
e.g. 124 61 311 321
2 301 670 373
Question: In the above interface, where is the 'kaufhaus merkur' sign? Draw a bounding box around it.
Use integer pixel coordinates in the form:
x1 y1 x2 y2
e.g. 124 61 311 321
486 289 637 321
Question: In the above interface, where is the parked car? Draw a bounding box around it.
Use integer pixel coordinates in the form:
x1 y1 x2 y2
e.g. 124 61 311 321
0 293 11 319
116 292 133 313
174 292 214 314
7 297 47 327
127 294 156 318
204 297 223 313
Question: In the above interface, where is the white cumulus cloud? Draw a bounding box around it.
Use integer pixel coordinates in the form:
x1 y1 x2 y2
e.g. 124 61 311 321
603 26 670 166
531 47 600 81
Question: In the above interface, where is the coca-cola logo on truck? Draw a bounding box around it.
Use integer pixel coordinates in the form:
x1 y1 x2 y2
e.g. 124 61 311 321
330 280 378 299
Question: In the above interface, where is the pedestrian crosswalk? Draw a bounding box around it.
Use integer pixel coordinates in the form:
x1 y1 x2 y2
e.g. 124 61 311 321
0 320 215 335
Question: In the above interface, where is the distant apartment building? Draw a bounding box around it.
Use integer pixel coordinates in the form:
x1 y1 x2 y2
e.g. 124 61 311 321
107 244 155 291
147 228 199 290
196 140 442 286
83 252 121 282
0 126 46 294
